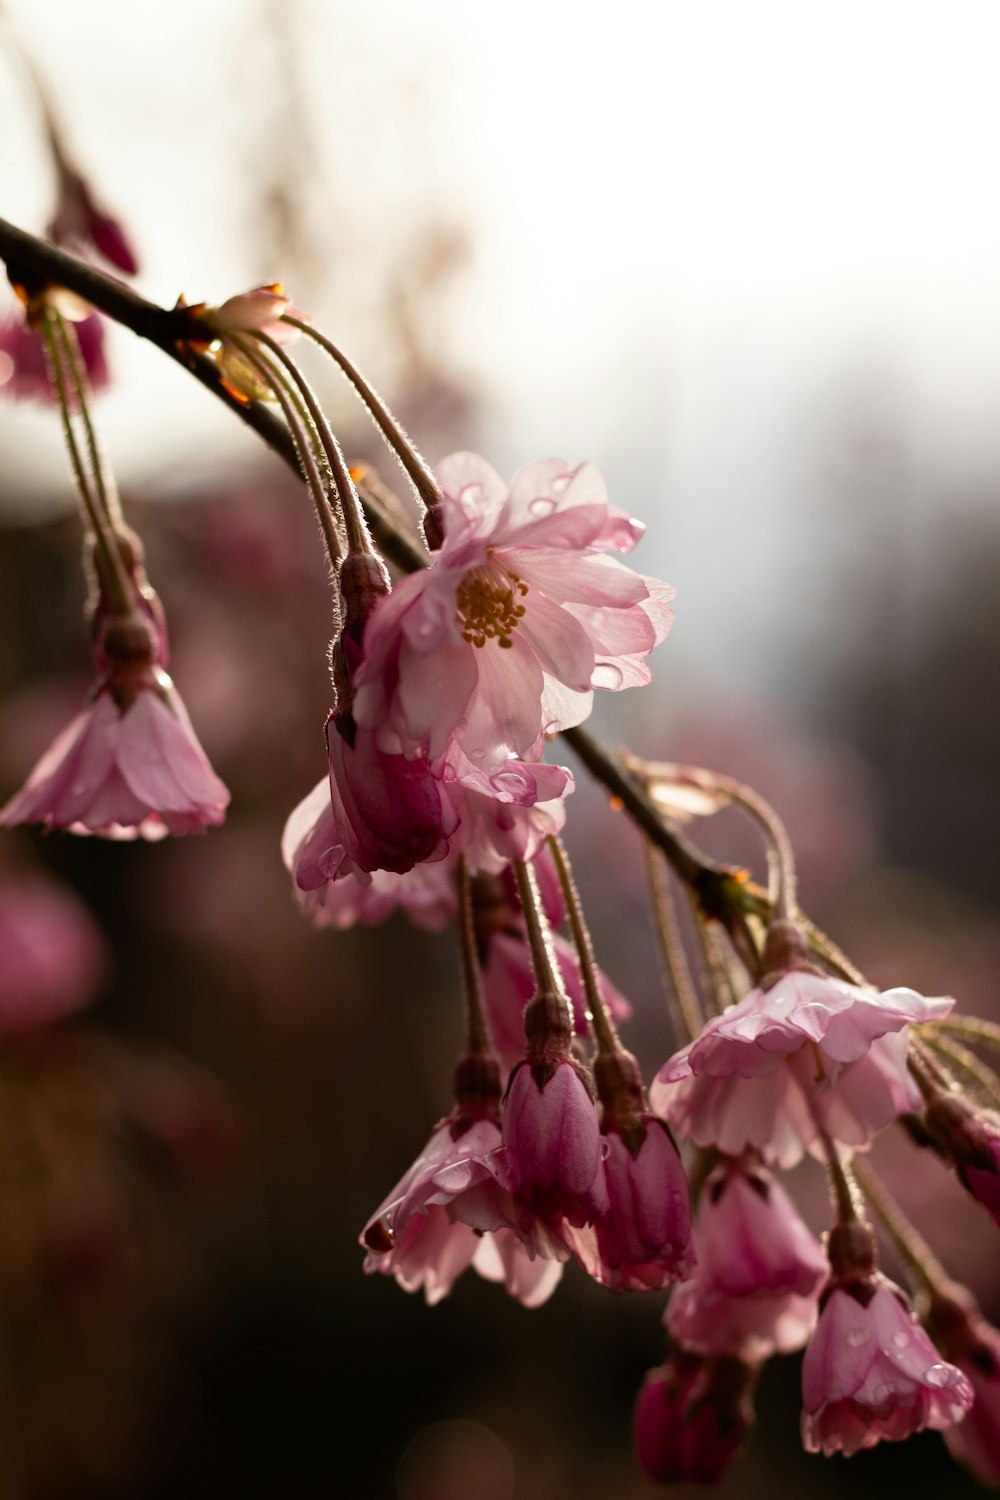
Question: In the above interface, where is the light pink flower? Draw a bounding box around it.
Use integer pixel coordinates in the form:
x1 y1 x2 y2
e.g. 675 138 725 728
669 1279 820 1362
565 1119 693 1291
352 452 675 772
0 670 229 840
361 1117 561 1307
281 804 458 929
801 1283 973 1456
694 1165 827 1300
0 871 107 1030
445 750 573 876
665 1164 826 1360
651 972 953 1168
323 715 459 879
633 1353 757 1485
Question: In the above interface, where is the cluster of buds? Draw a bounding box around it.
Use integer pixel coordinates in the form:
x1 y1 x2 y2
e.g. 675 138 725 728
3 243 1000 1493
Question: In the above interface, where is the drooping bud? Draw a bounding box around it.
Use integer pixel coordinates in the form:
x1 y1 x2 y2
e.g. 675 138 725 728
922 1095 1000 1227
633 1352 757 1485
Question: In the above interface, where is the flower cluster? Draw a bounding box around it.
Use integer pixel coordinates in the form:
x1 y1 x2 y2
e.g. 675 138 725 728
4 267 1000 1494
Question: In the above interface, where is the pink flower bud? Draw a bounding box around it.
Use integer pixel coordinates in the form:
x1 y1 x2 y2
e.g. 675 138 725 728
501 1059 607 1227
567 1120 693 1291
633 1353 756 1485
923 1096 1000 1227
930 1291 1000 1486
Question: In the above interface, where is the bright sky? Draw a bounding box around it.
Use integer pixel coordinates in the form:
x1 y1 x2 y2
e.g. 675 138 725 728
4 0 1000 686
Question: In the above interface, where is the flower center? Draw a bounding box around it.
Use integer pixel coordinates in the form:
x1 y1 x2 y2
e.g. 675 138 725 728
455 559 528 649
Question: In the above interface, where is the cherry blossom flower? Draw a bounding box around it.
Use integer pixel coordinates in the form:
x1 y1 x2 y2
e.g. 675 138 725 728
352 452 675 772
633 1353 757 1485
498 1057 608 1229
922 1095 1000 1227
666 1164 826 1360
183 285 304 402
930 1291 1000 1485
281 817 458 930
801 1282 973 1456
361 1116 561 1307
0 871 107 1030
0 312 108 403
651 967 953 1168
0 617 229 840
565 1118 693 1291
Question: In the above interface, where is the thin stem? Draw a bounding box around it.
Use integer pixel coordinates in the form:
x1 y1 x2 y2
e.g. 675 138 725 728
644 841 705 1043
285 315 442 517
928 1015 1000 1056
456 856 492 1057
547 835 618 1056
813 1116 862 1225
251 328 371 557
631 757 798 917
798 911 870 988
0 215 819 948
851 1157 950 1297
689 894 746 1015
53 309 122 527
922 1033 1000 1113
230 335 342 570
40 313 132 616
513 859 564 1005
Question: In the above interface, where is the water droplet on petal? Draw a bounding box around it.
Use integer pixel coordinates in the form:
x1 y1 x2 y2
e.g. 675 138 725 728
846 1329 872 1349
892 1332 909 1349
592 663 624 690
470 748 486 761
925 1363 952 1388
529 496 557 517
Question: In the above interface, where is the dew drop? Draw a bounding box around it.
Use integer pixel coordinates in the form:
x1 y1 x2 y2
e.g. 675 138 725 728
925 1363 952 1388
592 663 624 691
470 748 486 762
892 1332 909 1349
529 496 557 517
846 1329 872 1349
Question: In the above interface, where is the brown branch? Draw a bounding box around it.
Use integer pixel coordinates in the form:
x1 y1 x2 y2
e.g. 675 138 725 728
0 213 762 954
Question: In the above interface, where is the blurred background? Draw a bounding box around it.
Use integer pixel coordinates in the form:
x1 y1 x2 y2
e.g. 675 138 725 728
0 1 999 1495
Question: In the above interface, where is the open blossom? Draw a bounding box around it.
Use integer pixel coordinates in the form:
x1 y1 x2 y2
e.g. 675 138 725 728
0 665 229 840
361 1116 561 1307
651 961 953 1168
352 452 675 772
802 1282 973 1455
666 1164 827 1360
